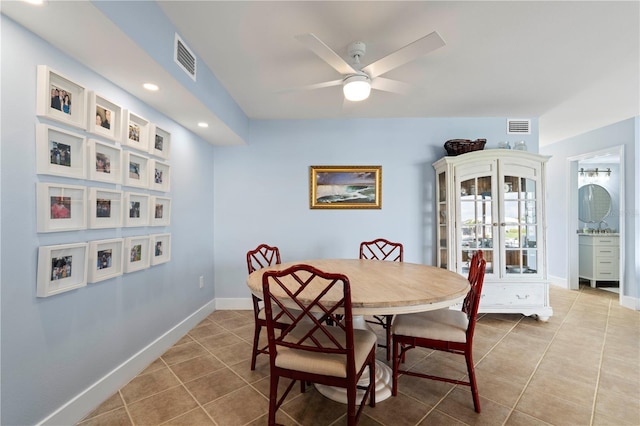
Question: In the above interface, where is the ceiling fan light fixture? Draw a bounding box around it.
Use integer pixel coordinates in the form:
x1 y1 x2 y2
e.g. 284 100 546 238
343 74 371 101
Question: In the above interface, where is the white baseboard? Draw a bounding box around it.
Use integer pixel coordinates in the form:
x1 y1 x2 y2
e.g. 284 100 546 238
215 297 253 310
621 295 640 311
38 300 216 426
548 275 569 289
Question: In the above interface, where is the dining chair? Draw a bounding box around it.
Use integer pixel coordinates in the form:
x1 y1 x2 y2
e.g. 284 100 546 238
391 250 486 413
359 238 404 360
246 243 283 370
262 264 377 426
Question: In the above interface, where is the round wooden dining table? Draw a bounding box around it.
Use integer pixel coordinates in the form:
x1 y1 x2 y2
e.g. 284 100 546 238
246 258 470 403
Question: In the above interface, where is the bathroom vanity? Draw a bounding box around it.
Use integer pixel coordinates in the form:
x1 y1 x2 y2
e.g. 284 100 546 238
578 234 620 287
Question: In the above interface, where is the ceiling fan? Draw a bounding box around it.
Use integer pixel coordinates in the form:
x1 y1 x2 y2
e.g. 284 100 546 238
290 31 446 102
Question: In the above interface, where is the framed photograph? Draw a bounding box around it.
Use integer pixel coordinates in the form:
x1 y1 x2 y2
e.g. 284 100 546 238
36 65 87 130
88 188 123 229
36 124 86 179
37 183 87 232
150 233 171 265
122 110 150 152
124 235 150 273
149 124 171 160
124 192 150 227
87 139 122 184
88 238 124 283
309 165 382 209
87 91 122 142
37 242 88 297
123 151 150 189
149 196 171 226
149 160 171 192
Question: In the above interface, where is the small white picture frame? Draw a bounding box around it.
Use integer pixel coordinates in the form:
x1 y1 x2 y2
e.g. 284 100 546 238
123 151 150 189
149 124 171 160
37 242 88 297
36 65 87 130
149 160 171 192
88 188 123 229
150 233 171 265
36 124 86 179
124 236 151 273
123 110 150 152
88 238 124 283
124 192 150 227
149 196 171 226
37 183 87 233
87 139 122 184
87 92 122 142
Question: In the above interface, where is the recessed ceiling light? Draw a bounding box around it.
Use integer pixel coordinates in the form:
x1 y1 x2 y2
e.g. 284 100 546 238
198 122 209 128
143 83 159 91
22 0 46 5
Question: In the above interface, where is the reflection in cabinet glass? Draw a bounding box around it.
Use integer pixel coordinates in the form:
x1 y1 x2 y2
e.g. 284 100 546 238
433 150 552 320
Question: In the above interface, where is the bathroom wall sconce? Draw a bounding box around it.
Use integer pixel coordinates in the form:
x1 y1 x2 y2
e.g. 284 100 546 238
579 167 611 177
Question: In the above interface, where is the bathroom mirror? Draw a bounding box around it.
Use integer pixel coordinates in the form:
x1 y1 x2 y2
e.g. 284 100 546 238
578 184 612 223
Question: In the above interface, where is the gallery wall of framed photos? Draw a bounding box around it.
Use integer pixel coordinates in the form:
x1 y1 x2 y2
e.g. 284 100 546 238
35 65 172 297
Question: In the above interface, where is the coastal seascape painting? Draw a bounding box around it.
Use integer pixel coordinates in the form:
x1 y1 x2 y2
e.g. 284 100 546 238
310 166 382 209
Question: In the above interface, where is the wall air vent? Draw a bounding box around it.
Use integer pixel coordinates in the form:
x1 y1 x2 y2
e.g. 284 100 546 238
507 119 531 135
174 33 196 81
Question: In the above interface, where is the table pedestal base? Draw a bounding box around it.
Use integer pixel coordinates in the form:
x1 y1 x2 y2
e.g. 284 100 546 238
315 315 393 403
315 359 392 403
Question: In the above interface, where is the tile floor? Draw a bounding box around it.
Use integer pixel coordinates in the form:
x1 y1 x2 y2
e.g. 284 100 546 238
79 285 639 426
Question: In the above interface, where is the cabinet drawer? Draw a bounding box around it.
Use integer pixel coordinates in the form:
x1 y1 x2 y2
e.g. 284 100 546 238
596 260 618 278
595 247 618 257
579 236 619 246
480 284 545 308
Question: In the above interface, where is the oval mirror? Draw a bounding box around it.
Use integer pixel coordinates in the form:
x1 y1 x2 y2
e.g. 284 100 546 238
578 184 612 223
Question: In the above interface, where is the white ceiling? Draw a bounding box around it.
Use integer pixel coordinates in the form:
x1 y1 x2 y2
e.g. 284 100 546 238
3 1 639 146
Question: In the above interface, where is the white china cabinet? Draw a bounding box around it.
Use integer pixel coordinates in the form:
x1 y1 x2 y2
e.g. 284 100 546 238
433 150 552 320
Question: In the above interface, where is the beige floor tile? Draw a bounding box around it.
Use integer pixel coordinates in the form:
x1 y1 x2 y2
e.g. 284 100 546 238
203 385 269 426
364 392 431 426
183 368 248 405
436 387 511 425
77 407 132 426
80 392 124 421
127 386 198 425
417 409 467 425
594 386 640 424
169 354 226 383
120 367 180 404
516 388 592 426
160 341 209 366
504 410 553 425
77 286 640 426
160 407 215 425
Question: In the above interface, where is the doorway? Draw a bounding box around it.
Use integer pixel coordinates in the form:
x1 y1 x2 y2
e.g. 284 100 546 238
568 146 624 304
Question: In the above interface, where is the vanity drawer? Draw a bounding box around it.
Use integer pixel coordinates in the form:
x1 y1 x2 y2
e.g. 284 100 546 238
480 284 545 308
578 236 619 246
595 247 618 257
596 259 618 278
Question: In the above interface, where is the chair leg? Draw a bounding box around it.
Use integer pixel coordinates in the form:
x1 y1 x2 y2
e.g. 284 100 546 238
250 322 261 370
385 315 392 361
392 338 399 396
268 374 279 426
346 380 356 426
465 351 481 413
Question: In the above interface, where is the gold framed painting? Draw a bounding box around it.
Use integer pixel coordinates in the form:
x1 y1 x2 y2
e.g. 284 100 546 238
309 165 382 209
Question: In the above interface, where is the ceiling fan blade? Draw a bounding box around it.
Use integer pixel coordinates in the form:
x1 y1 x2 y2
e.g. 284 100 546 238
362 31 445 78
277 79 342 94
371 77 413 95
296 33 358 76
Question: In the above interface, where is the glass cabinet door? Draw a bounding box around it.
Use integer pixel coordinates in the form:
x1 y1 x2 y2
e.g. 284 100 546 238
436 171 448 269
458 175 495 276
502 173 540 276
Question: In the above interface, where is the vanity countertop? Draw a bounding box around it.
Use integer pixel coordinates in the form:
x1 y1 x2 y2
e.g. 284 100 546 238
578 233 619 236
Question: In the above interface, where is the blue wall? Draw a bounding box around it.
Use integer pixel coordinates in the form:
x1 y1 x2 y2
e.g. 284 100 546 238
211 118 539 299
1 16 216 425
541 118 638 299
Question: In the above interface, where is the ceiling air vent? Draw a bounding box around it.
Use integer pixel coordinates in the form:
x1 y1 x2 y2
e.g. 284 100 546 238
507 119 531 135
174 33 196 81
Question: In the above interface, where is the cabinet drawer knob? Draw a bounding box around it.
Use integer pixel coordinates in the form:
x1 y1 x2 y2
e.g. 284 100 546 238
516 294 530 300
